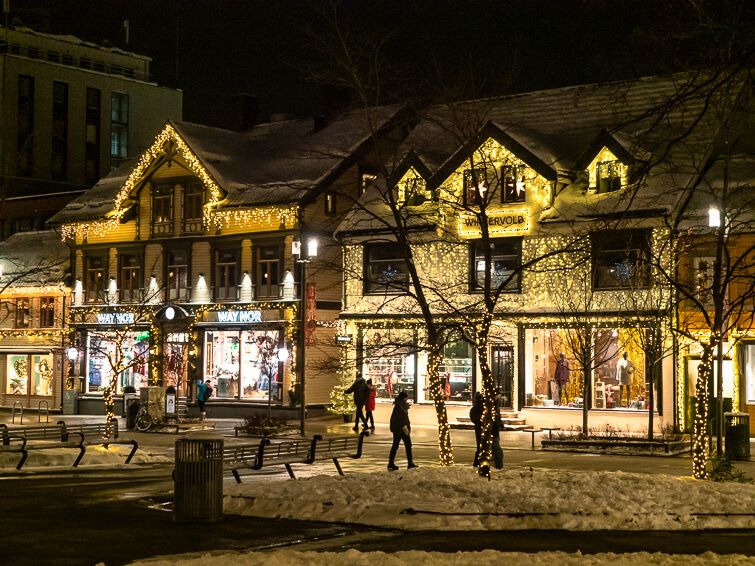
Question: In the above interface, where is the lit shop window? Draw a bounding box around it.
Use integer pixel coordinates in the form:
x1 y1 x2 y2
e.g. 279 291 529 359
203 329 282 401
6 354 54 396
86 332 149 394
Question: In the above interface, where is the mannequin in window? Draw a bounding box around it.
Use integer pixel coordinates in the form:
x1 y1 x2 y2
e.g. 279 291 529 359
554 353 570 406
616 352 634 407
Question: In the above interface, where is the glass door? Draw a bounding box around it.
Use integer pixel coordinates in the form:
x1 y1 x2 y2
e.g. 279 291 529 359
491 345 514 409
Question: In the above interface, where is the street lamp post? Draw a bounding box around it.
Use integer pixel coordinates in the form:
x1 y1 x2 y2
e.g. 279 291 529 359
292 236 318 435
708 205 728 456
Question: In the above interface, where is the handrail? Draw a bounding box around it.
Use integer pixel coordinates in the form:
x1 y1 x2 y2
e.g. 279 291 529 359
37 400 50 423
11 401 23 424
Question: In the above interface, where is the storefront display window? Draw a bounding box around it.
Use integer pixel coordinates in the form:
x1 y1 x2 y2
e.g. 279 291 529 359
362 328 416 401
525 328 584 408
441 340 474 402
32 355 55 396
7 354 29 395
203 329 281 401
86 331 149 394
525 327 649 410
5 353 55 397
592 328 646 410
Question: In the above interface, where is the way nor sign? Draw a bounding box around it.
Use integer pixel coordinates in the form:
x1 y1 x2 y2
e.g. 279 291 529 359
97 312 136 325
217 310 263 323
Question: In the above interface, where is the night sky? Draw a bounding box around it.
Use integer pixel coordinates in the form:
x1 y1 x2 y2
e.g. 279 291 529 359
10 0 749 126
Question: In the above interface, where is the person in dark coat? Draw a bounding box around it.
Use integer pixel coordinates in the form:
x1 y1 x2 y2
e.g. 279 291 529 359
344 375 370 431
388 391 418 470
469 392 484 467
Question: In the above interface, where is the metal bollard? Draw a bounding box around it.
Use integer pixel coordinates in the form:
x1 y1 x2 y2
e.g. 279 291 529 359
174 438 224 523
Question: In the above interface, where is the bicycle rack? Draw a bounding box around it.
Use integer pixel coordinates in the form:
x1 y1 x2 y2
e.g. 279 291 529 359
37 400 50 423
11 401 24 424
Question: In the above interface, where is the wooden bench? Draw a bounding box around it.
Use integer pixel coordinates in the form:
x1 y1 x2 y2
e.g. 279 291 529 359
223 431 369 482
224 436 317 482
0 422 138 470
310 432 369 476
58 420 138 465
233 424 298 437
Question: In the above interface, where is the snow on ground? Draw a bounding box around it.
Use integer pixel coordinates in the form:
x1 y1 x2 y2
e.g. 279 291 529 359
129 549 755 566
224 467 755 531
0 445 171 470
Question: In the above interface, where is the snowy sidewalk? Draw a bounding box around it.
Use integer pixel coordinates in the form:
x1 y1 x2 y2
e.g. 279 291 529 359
224 466 755 532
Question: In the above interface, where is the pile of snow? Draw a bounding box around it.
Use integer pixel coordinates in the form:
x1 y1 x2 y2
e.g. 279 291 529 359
129 549 755 566
0 445 171 470
225 467 755 531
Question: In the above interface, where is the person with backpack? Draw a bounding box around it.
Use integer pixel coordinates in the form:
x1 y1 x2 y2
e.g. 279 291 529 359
199 379 213 420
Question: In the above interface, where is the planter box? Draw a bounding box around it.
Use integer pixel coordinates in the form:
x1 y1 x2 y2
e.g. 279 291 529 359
542 436 690 456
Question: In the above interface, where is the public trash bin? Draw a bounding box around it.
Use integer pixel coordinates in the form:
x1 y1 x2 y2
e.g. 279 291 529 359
126 400 141 430
724 412 751 461
174 438 224 523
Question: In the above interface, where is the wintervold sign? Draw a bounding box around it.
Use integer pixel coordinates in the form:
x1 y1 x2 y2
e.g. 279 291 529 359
457 207 530 239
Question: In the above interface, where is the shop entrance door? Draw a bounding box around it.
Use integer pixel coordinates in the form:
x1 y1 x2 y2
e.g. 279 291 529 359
491 345 514 409
163 332 189 397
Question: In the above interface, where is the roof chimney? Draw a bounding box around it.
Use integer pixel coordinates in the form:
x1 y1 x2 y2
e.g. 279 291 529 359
229 93 259 132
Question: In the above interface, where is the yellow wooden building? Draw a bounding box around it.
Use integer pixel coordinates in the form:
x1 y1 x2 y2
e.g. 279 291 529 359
49 107 405 417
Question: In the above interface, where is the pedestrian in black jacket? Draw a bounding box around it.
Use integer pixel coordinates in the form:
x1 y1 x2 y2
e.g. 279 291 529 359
469 392 483 467
388 391 418 470
344 376 370 431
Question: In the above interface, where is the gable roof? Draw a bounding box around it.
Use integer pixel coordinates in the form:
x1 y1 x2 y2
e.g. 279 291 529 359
50 105 406 225
397 73 717 180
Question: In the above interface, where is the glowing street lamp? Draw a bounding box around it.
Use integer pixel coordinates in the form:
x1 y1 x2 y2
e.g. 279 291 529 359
708 206 721 228
292 236 318 434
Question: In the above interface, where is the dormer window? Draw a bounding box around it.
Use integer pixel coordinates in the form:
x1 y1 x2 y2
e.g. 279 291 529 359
502 165 526 203
398 175 428 206
463 167 498 206
596 160 622 193
587 148 628 193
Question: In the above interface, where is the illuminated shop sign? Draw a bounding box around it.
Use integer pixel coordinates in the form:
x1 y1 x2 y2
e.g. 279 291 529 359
96 312 136 325
216 310 263 323
457 207 530 238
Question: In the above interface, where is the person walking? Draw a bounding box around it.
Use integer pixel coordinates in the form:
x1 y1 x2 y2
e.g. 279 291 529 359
388 391 417 470
365 378 377 431
469 392 484 467
196 379 207 419
344 375 370 431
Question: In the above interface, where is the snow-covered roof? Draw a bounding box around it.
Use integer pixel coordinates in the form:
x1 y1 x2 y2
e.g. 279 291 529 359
334 182 437 239
50 105 405 225
0 230 69 287
402 74 709 178
47 161 134 225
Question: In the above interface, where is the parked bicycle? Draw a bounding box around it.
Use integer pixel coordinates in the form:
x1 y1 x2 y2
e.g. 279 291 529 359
134 398 178 432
